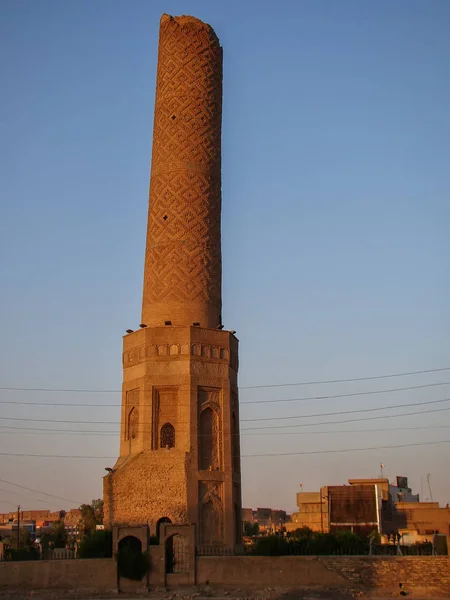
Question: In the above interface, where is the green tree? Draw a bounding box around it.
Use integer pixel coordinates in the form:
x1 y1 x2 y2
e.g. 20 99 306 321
40 521 67 549
78 529 112 558
243 521 259 536
91 498 104 524
252 534 290 555
289 526 314 541
78 504 97 537
5 527 32 550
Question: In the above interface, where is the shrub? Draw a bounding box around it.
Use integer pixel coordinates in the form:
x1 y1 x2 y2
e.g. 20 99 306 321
289 526 314 541
78 529 112 558
5 547 40 561
252 535 290 555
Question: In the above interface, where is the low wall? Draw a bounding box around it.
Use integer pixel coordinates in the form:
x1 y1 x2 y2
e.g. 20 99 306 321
1 555 449 595
197 556 347 587
197 556 450 595
0 558 117 592
321 556 450 593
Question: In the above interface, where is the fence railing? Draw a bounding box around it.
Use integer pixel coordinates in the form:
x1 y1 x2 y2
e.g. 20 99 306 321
197 543 437 557
42 549 76 560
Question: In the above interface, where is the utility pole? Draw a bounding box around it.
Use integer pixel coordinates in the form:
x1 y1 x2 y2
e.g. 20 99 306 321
427 474 434 502
17 505 20 550
320 493 324 533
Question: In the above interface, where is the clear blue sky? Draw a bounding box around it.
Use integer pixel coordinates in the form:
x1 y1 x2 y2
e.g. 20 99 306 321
1 0 449 514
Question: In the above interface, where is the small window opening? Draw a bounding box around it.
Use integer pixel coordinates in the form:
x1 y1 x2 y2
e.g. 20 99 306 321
160 423 175 449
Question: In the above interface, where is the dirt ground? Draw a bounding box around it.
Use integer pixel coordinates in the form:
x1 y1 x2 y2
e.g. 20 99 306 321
0 587 449 600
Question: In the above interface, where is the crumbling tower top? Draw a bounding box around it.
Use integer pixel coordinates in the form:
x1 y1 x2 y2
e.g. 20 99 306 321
142 14 223 328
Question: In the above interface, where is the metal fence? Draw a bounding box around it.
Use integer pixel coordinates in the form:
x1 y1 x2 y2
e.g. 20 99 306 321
197 543 437 557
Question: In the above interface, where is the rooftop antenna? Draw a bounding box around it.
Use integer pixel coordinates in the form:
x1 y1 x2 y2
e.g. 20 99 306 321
427 473 433 502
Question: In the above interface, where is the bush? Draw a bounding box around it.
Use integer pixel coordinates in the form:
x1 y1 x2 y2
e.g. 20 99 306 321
5 547 40 561
252 535 291 556
78 529 112 558
289 526 314 541
243 521 259 536
249 530 370 556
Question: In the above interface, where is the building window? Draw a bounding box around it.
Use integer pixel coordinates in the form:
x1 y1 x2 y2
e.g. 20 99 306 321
160 423 175 448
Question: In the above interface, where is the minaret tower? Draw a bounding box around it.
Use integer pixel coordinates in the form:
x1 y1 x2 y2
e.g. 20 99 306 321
103 14 242 550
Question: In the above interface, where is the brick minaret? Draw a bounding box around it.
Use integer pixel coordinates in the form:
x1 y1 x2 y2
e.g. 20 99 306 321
142 13 222 330
103 14 242 551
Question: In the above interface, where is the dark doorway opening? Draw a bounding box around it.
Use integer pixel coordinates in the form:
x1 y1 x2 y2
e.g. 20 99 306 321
156 516 172 542
165 534 189 574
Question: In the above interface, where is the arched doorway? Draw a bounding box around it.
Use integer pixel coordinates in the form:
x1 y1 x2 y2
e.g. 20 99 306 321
165 534 189 574
156 516 172 542
118 535 142 554
117 536 146 581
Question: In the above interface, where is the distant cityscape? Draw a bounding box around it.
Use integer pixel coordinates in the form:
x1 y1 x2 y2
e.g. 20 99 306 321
242 475 449 550
2 473 449 558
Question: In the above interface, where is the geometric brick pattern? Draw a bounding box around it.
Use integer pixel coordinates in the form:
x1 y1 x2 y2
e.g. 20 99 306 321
142 15 223 326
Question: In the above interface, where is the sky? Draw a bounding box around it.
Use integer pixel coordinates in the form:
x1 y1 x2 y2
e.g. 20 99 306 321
0 0 449 515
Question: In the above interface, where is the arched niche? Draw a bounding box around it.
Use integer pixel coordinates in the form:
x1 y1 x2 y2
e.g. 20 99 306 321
160 422 175 449
198 407 219 470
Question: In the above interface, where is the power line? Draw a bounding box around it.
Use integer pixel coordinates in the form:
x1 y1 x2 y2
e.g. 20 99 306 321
243 440 450 457
242 382 450 405
0 488 54 506
0 478 83 505
240 367 450 389
240 406 450 431
0 453 114 459
1 381 448 407
1 366 449 394
241 397 450 422
0 423 449 437
2 397 450 426
0 439 448 459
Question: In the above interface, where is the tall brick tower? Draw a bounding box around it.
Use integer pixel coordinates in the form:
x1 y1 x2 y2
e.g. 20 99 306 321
103 14 242 550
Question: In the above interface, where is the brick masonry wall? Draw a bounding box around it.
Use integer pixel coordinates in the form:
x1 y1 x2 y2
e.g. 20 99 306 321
197 556 450 594
320 556 450 594
196 556 348 587
0 558 117 592
1 555 449 594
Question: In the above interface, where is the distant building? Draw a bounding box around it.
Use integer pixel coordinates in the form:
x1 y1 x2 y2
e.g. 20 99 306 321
241 508 254 523
287 476 429 539
0 508 80 532
63 509 82 533
242 507 287 533
392 501 450 548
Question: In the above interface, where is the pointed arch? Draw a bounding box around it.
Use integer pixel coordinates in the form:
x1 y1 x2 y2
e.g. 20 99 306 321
199 407 218 470
160 422 175 448
231 411 240 473
127 407 139 440
200 500 222 545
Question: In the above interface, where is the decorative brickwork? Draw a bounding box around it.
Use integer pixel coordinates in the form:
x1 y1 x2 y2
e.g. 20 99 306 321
142 14 223 328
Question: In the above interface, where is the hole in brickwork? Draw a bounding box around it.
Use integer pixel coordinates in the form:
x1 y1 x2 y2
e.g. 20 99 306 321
171 115 176 120
163 215 168 221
